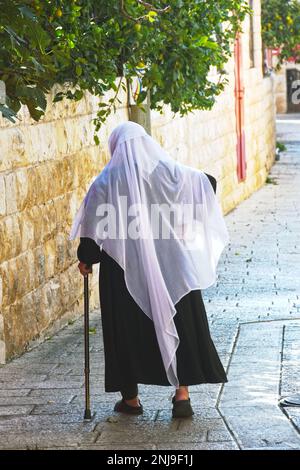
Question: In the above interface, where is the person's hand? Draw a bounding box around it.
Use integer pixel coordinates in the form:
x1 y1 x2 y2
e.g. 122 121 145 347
78 262 92 276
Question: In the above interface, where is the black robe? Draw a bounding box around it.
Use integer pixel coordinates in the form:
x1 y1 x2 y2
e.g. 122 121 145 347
77 173 227 393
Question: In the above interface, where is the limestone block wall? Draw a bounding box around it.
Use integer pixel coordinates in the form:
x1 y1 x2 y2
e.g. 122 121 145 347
152 0 276 215
152 73 275 216
0 87 128 363
274 65 288 114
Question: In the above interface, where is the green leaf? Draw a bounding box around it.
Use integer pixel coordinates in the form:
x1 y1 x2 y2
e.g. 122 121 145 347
18 5 37 21
147 11 158 23
3 26 26 45
31 57 45 72
26 103 44 121
73 89 84 101
6 96 21 113
53 92 65 103
205 40 219 50
0 104 17 123
75 65 82 76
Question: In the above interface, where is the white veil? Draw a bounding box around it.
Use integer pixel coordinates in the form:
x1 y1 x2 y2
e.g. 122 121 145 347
69 121 230 387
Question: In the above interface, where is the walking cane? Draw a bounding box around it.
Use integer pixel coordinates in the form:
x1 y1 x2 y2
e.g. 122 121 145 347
83 273 92 420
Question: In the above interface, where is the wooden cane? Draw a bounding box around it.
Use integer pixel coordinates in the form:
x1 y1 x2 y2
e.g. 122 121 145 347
83 273 92 420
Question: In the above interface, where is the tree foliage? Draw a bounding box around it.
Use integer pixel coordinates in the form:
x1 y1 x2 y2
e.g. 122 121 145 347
0 0 249 134
261 0 300 66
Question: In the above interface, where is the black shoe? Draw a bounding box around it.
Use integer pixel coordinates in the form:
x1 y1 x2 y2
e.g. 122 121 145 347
172 396 194 418
114 398 143 415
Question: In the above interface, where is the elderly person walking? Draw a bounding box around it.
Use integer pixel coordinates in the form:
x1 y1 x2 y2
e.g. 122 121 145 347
70 121 229 418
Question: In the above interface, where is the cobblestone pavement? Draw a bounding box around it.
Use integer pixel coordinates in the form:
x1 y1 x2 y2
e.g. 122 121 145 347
0 115 300 450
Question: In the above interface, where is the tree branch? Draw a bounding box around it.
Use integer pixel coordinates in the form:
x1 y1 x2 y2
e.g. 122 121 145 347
137 1 170 13
120 0 170 22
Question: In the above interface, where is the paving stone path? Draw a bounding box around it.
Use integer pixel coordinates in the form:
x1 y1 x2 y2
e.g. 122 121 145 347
0 115 300 450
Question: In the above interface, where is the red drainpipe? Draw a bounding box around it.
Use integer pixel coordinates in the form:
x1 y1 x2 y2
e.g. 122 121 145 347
234 32 247 182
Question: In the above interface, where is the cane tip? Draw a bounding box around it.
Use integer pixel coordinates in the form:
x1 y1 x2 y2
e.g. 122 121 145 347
84 409 92 420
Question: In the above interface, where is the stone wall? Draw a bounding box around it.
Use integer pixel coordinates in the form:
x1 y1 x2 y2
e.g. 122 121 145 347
152 0 276 214
275 65 288 114
152 67 275 215
0 0 276 363
0 87 129 363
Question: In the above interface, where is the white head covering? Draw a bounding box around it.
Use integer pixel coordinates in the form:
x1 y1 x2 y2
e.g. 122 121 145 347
70 121 230 387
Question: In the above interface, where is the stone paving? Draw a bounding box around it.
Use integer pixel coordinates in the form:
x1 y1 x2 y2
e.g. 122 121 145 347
0 115 300 450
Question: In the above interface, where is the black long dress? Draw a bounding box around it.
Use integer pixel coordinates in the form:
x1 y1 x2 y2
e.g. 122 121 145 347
77 173 227 395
